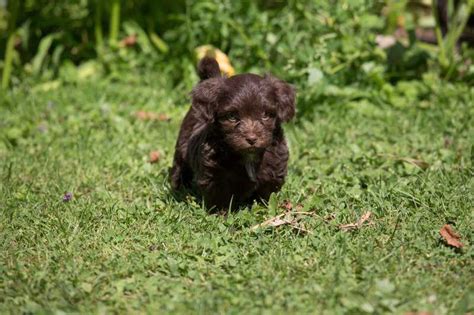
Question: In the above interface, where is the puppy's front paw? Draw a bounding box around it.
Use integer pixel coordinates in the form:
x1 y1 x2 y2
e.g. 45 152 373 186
169 164 183 190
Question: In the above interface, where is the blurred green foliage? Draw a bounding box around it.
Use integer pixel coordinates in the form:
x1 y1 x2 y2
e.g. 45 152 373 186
0 4 473 312
1 0 473 112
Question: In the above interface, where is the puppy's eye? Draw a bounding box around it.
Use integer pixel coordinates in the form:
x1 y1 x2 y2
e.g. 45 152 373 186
226 113 239 122
262 112 274 121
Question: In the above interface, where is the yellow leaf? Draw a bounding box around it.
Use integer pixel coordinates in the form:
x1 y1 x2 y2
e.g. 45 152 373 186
195 45 235 77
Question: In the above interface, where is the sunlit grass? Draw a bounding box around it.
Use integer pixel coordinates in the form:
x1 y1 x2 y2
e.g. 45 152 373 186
0 69 472 314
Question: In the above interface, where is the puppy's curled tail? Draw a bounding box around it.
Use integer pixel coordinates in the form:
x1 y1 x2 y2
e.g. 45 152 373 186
198 57 221 81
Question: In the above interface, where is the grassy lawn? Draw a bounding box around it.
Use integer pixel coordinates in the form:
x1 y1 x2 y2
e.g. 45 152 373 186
0 72 473 314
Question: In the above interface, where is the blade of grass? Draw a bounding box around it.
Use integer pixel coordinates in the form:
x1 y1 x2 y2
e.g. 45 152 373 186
432 0 448 67
94 0 104 52
109 0 121 45
445 2 473 53
2 32 16 90
432 0 474 78
31 34 57 76
2 0 20 89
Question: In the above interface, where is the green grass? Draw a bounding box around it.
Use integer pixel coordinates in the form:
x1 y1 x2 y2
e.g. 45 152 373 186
0 71 473 314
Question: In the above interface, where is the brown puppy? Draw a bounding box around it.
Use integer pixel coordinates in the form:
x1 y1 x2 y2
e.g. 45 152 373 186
170 57 296 209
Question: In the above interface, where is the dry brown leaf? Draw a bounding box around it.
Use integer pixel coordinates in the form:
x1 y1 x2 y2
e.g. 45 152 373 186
195 45 235 76
281 200 293 211
324 213 336 222
439 224 463 248
120 34 137 47
280 200 305 211
134 111 171 122
378 154 430 170
135 111 148 120
149 151 161 163
268 217 289 227
399 157 430 170
339 211 373 231
443 136 453 148
251 213 288 231
375 35 396 49
251 211 314 234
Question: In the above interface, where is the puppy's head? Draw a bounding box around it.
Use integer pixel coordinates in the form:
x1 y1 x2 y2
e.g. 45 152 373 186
191 60 296 156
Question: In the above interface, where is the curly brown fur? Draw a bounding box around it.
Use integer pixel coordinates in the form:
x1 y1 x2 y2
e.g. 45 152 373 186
170 58 296 209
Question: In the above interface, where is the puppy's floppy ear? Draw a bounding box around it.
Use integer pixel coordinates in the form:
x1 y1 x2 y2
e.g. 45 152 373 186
191 78 223 122
264 75 296 122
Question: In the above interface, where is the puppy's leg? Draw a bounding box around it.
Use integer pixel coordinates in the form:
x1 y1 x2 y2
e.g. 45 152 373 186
203 188 235 210
170 154 192 190
255 142 289 201
170 163 182 190
170 159 183 190
196 175 234 209
254 181 284 202
196 166 248 209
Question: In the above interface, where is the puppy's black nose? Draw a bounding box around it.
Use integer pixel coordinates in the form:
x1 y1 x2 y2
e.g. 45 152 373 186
246 136 257 145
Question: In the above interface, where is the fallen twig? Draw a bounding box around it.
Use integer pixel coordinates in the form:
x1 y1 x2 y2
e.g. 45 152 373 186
251 210 314 234
339 211 373 231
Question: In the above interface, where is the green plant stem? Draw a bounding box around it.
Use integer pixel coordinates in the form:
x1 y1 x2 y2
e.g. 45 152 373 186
2 32 16 90
109 0 121 45
433 0 473 78
2 0 20 89
94 0 104 51
444 1 473 54
432 0 447 67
